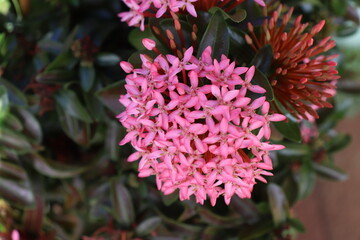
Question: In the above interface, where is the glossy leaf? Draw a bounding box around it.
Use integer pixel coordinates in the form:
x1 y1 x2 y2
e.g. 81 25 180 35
79 64 95 92
273 115 301 143
135 217 161 237
96 52 121 66
36 70 75 84
209 7 247 23
288 218 306 233
0 86 9 123
0 159 27 180
111 179 135 227
2 112 22 131
251 68 274 101
14 107 42 143
197 9 229 60
95 81 126 114
267 183 289 226
295 161 316 200
314 163 348 181
45 51 76 72
198 207 243 227
29 153 94 178
55 89 93 123
0 78 27 106
0 128 33 152
250 45 273 74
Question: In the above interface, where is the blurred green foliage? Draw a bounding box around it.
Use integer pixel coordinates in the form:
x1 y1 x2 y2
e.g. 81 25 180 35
0 0 359 239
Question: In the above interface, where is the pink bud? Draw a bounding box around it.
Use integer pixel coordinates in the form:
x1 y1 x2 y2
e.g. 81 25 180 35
142 38 156 50
120 61 133 73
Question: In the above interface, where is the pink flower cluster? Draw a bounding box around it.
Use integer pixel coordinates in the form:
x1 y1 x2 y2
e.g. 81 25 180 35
118 40 285 205
119 0 265 31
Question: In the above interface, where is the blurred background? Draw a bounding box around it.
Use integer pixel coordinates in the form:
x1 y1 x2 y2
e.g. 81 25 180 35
1 0 360 239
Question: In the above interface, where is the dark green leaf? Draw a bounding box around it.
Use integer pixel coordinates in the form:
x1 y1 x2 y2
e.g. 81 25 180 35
267 183 289 226
198 207 243 227
96 81 126 114
209 7 247 23
2 113 22 131
14 107 42 143
230 197 259 224
0 159 27 180
111 179 135 227
278 143 311 158
161 191 179 206
45 51 77 72
36 70 75 84
273 115 301 143
55 89 93 123
197 9 229 60
0 78 27 106
250 45 273 73
313 163 348 181
288 218 306 233
295 161 316 200
29 153 94 178
325 133 351 153
135 217 161 237
251 68 274 101
0 128 33 152
0 178 35 207
0 86 9 122
79 64 95 92
129 27 155 50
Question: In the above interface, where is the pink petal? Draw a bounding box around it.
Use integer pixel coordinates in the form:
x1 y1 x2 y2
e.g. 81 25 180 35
142 38 156 50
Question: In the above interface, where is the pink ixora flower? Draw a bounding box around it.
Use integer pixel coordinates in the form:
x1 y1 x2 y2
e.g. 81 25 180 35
118 0 265 31
118 40 285 206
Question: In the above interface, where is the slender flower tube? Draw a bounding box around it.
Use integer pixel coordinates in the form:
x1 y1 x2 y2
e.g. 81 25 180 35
245 5 340 120
118 40 285 205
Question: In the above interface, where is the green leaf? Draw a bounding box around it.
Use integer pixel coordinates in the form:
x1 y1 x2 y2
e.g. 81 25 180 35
129 27 156 50
0 78 27 106
111 179 135 227
250 45 273 74
273 114 301 143
0 86 9 123
267 183 289 227
325 133 351 153
14 107 42 143
295 161 316 200
197 207 243 227
0 178 35 207
331 0 348 16
36 70 75 84
79 64 95 92
230 197 259 224
278 143 311 158
3 113 23 131
96 81 126 114
29 153 94 178
197 9 229 60
0 159 27 181
288 218 306 233
250 68 274 101
313 163 348 181
55 89 93 123
161 191 179 206
96 53 121 66
209 7 247 23
0 128 33 152
45 51 77 72
135 217 161 237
